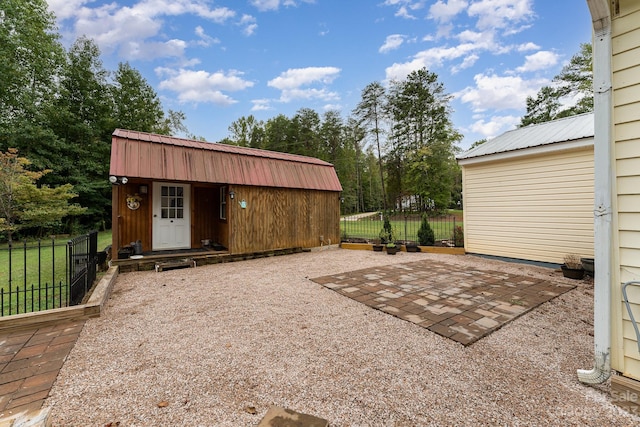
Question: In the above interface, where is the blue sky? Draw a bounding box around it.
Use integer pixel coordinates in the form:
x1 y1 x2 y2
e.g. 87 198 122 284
46 0 593 151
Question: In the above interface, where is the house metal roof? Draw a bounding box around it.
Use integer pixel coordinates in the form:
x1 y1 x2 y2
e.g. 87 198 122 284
110 129 343 192
457 112 594 160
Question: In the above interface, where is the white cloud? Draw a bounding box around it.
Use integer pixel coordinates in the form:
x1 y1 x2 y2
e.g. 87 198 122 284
277 88 339 103
429 0 468 23
251 99 272 111
517 42 540 52
456 30 484 43
382 0 426 19
455 73 546 112
468 0 534 31
47 0 91 20
52 0 235 60
515 50 559 72
268 67 340 90
323 103 343 111
194 26 219 47
268 67 341 103
468 115 520 139
250 0 315 12
239 14 258 36
251 0 280 11
385 43 477 80
451 54 479 73
120 39 188 61
395 6 417 19
379 34 405 53
156 68 254 105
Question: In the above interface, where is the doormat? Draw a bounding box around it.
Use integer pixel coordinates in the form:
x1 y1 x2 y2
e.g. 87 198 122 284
311 260 575 346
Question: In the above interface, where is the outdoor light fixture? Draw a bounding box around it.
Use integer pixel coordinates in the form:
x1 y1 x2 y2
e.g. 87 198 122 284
229 190 235 199
109 176 129 185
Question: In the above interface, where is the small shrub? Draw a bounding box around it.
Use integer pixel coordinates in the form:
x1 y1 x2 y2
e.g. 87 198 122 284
563 253 582 269
379 214 394 244
453 225 464 247
417 215 435 246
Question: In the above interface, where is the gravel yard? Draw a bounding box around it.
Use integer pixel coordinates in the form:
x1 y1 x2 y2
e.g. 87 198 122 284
46 249 640 426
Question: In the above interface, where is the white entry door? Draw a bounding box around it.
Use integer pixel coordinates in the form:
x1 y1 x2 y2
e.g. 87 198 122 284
152 182 191 250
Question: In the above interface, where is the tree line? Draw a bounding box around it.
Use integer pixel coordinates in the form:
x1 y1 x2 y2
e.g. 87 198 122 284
1 0 186 237
222 68 463 216
0 0 593 239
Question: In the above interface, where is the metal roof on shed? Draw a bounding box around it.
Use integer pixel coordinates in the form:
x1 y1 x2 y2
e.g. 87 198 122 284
110 129 343 192
457 112 594 160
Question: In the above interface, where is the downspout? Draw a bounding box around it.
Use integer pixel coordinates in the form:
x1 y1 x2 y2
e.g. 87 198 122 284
577 0 613 384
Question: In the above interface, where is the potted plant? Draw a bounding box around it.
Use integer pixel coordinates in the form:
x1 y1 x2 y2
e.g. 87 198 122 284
417 214 435 248
379 215 398 254
405 241 419 252
372 238 384 252
386 239 399 255
561 253 585 279
385 229 399 255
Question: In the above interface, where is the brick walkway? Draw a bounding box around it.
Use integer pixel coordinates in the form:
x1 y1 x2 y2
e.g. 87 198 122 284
312 260 575 345
0 321 85 420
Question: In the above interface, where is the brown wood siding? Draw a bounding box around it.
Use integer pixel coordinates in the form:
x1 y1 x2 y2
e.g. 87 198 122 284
229 186 340 254
113 181 152 254
191 185 228 249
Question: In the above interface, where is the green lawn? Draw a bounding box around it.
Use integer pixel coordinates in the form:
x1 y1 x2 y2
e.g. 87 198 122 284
0 230 112 315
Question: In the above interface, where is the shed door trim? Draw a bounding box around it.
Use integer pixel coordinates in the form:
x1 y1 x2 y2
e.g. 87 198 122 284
152 182 191 250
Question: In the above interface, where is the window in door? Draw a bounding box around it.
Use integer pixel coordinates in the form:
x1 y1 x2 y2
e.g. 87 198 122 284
161 185 184 219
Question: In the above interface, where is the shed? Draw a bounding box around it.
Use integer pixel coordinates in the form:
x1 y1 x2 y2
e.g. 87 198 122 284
109 129 342 259
457 113 594 264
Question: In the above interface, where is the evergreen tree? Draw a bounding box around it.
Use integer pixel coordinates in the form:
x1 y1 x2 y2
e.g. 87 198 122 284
111 62 165 133
354 82 388 210
417 215 435 246
520 43 593 126
386 68 461 211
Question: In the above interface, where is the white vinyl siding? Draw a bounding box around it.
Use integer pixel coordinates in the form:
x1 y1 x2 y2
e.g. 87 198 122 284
612 1 640 380
462 147 594 264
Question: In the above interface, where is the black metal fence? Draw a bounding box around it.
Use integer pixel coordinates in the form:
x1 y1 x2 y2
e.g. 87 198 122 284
68 231 98 306
1 231 99 316
341 212 464 246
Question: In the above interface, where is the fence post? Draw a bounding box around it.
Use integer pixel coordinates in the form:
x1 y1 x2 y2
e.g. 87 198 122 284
22 240 27 291
67 239 72 306
8 239 12 293
453 217 456 244
404 212 408 243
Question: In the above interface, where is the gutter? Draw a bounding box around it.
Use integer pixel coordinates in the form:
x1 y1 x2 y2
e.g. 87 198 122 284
577 0 613 384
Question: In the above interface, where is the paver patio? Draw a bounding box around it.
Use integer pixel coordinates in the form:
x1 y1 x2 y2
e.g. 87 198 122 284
0 321 85 421
312 260 575 345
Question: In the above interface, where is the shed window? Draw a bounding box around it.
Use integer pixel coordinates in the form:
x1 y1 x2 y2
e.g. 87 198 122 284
220 187 227 220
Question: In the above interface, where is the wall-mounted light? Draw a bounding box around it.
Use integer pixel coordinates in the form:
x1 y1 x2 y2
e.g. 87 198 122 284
139 184 148 194
109 176 129 185
229 190 235 200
